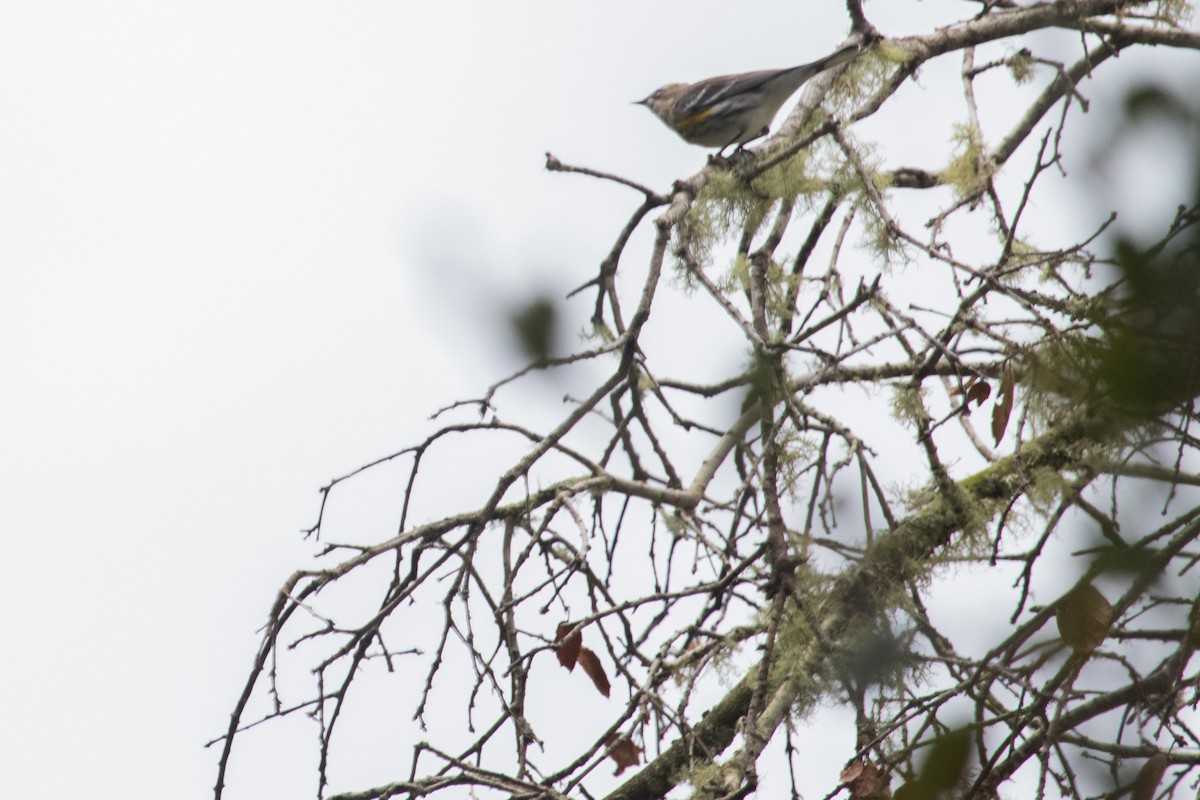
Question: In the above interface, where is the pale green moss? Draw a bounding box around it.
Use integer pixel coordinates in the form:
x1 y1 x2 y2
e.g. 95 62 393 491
825 51 889 112
1001 239 1042 275
897 476 997 564
728 253 752 293
776 430 820 501
856 196 911 268
662 510 687 537
684 761 727 797
1159 0 1192 25
1007 50 1034 84
675 198 723 274
890 383 927 425
876 41 917 67
1060 295 1096 321
764 261 802 322
743 351 786 408
1025 466 1070 512
586 320 615 343
751 150 822 201
1021 338 1097 421
942 123 995 198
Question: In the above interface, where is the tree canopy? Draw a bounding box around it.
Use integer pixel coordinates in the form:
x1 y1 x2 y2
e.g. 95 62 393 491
215 2 1200 799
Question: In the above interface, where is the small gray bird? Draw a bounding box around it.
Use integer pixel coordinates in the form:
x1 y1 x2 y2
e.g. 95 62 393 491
636 43 865 154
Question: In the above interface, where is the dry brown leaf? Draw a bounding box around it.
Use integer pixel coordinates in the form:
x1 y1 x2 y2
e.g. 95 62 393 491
578 647 611 697
857 767 885 799
1132 753 1167 800
1056 582 1113 653
555 622 582 671
967 380 992 408
991 365 1015 445
604 734 640 775
841 760 885 798
840 760 865 784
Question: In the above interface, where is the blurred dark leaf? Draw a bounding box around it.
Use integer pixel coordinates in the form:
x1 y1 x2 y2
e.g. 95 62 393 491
1132 753 1168 800
894 726 972 800
1090 230 1200 416
740 352 784 412
1035 82 1200 418
892 781 928 800
991 365 1014 445
834 625 916 688
1056 582 1112 653
841 760 865 784
604 734 640 775
841 760 887 798
555 622 582 671
921 727 971 790
1090 543 1159 579
1124 84 1190 122
966 379 991 408
578 647 611 697
509 295 559 364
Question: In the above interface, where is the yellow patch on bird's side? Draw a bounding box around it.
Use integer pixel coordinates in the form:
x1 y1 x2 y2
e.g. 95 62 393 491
676 107 714 134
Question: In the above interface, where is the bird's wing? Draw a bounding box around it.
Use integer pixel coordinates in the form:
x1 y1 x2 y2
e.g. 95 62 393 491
673 67 794 117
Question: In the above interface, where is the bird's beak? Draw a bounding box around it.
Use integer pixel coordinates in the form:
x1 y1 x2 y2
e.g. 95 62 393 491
633 97 648 106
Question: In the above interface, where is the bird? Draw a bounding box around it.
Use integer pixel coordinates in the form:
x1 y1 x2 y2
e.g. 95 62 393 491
636 42 866 156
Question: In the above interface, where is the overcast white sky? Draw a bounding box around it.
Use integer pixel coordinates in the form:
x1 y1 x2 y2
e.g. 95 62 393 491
0 3 1192 799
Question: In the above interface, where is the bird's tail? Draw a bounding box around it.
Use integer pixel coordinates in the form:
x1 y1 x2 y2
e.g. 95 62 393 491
806 41 866 75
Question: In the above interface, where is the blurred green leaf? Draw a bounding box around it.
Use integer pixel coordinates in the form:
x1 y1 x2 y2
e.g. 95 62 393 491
1124 84 1190 123
1089 543 1159 579
740 352 784 411
1089 232 1200 416
1056 582 1112 653
921 727 971 791
833 625 916 689
508 296 559 364
1132 753 1168 800
894 726 973 799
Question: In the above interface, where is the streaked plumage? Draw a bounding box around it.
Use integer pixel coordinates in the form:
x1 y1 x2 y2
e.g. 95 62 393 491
637 43 865 152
